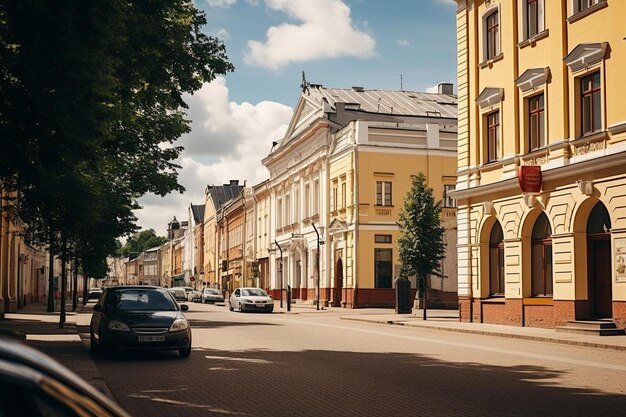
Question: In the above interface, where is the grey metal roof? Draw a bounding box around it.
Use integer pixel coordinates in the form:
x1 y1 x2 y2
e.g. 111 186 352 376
191 204 205 224
308 86 457 118
206 182 243 212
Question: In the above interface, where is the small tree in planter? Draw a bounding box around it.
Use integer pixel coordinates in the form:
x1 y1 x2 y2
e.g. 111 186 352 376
397 172 445 320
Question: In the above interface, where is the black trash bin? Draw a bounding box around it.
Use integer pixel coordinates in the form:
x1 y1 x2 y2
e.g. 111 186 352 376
395 276 412 314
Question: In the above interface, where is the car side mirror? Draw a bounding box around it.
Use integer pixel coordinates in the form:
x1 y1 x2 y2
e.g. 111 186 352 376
180 304 189 311
93 304 103 312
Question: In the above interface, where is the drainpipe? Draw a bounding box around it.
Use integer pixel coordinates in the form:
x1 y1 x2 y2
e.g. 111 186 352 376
353 124 360 308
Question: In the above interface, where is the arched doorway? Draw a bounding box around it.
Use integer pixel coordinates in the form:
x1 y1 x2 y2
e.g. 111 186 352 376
332 253 343 307
489 222 504 297
587 202 612 318
531 213 553 297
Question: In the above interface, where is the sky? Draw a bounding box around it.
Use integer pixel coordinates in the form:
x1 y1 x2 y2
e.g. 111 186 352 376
137 0 457 236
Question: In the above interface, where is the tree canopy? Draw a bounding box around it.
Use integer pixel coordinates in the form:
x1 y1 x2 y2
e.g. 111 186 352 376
117 229 167 257
0 1 233 284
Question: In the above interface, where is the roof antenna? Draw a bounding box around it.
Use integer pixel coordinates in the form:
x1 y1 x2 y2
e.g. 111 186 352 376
301 70 310 94
389 73 404 91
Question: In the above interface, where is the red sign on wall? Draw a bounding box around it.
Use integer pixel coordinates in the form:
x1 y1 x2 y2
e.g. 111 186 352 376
518 166 542 193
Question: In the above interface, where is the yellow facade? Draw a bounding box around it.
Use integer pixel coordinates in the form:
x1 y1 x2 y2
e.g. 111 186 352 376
455 0 626 328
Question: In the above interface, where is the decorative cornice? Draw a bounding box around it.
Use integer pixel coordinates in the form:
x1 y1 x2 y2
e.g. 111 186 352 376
564 42 608 72
476 87 504 109
515 67 550 92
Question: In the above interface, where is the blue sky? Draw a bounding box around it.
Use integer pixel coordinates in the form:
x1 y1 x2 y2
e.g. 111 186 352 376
138 0 457 235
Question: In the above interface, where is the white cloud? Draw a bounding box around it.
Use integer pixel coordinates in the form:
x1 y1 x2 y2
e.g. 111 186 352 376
425 84 439 93
136 77 293 235
433 0 456 6
205 0 237 7
244 0 376 70
215 28 230 40
397 39 410 47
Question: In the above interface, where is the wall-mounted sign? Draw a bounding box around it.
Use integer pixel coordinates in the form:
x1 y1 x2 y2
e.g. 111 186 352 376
518 165 542 193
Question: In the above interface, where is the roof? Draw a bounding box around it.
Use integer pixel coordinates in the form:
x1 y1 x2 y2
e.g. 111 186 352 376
191 204 205 224
206 182 243 212
308 85 457 119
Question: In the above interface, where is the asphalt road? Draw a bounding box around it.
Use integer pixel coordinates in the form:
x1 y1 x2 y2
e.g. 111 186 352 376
88 302 626 417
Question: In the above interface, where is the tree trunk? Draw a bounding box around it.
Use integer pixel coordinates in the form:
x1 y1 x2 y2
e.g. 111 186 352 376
72 252 78 311
59 235 67 328
421 272 427 321
47 231 55 312
82 275 88 306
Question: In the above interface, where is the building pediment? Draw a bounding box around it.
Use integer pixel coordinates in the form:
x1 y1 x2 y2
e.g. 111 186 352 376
515 67 550 92
564 42 608 72
329 218 348 234
476 87 504 109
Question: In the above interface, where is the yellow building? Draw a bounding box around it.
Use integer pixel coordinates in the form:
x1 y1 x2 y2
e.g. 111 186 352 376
264 82 458 308
455 0 626 329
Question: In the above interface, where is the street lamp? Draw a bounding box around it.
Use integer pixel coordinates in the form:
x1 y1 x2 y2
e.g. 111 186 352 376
273 239 284 308
312 223 325 310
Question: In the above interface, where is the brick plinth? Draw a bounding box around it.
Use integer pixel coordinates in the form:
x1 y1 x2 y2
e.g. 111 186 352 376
524 305 555 328
614 301 626 329
553 300 577 326
505 299 523 326
459 297 471 322
481 301 507 325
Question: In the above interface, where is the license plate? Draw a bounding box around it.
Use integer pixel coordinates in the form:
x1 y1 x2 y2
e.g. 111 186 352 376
256 303 266 307
137 335 165 342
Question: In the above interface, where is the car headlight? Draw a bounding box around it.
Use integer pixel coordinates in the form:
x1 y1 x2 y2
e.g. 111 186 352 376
169 318 189 332
107 320 130 331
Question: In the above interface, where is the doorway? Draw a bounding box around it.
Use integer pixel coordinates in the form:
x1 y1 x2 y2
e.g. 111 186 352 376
333 252 343 307
587 202 612 318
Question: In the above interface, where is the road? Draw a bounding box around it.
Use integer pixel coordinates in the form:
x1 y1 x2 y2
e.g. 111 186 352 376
87 302 626 417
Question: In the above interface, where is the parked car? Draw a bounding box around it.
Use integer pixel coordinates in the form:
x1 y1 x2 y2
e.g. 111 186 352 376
191 290 203 303
229 287 274 313
90 286 192 357
88 287 103 300
168 287 187 302
0 336 131 416
202 288 225 304
182 286 195 301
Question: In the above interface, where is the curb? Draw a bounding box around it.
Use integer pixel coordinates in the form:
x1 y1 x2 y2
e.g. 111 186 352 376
340 317 626 351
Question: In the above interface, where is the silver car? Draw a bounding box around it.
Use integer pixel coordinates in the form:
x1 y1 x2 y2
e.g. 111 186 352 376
202 288 225 304
229 287 273 313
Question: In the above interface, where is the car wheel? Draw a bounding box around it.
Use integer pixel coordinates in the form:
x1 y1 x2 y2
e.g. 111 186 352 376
90 330 100 354
228 302 234 311
179 344 192 358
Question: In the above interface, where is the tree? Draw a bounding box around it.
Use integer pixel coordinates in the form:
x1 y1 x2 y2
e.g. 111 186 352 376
0 1 234 324
397 172 445 320
118 229 167 256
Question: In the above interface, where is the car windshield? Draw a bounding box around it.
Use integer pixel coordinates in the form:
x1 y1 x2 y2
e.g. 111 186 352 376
241 289 268 297
107 289 177 311
204 289 220 295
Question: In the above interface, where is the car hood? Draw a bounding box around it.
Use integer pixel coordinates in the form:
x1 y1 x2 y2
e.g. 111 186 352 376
107 311 181 327
240 296 272 302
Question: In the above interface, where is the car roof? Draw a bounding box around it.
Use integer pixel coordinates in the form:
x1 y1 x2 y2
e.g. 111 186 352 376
107 286 162 290
0 337 131 416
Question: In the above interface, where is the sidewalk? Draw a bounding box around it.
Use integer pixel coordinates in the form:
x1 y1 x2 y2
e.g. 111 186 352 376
0 302 115 400
275 301 626 351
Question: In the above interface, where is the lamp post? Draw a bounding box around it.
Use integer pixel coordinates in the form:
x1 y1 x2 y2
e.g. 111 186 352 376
274 239 284 308
312 223 325 310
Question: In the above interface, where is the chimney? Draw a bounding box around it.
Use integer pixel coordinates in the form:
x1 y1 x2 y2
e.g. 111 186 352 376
438 83 453 95
229 180 239 186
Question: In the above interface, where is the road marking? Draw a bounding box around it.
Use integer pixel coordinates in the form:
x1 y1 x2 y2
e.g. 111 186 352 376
275 318 626 372
205 355 272 364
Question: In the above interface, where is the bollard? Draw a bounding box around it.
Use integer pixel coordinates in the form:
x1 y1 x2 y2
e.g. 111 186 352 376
287 285 291 312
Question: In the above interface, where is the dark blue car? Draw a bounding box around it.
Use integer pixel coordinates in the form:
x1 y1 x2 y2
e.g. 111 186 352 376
90 286 192 358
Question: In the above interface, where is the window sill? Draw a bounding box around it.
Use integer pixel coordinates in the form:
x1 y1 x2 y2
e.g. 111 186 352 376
374 205 395 208
518 30 549 49
572 129 608 145
567 1 608 24
523 297 553 306
478 53 504 69
481 297 505 304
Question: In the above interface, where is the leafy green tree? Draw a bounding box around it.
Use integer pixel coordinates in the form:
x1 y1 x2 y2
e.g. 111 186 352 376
0 1 234 322
397 172 445 320
118 229 167 256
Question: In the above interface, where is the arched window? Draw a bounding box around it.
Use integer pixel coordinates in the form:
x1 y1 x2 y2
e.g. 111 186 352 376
531 213 553 296
486 10 500 60
489 222 505 296
587 202 611 235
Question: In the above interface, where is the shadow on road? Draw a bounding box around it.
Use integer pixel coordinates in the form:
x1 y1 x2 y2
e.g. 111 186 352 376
92 345 626 417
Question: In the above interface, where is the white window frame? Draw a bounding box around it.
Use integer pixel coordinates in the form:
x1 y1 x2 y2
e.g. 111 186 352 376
313 178 320 215
520 0 545 40
443 184 456 208
482 4 501 62
376 181 392 206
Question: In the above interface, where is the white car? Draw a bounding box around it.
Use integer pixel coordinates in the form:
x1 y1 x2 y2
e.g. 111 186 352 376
229 288 274 313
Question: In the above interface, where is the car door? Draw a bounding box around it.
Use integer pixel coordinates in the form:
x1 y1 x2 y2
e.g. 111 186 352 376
90 289 108 338
231 288 241 309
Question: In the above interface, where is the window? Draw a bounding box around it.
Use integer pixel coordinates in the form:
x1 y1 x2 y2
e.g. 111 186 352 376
525 0 545 39
577 0 602 13
375 235 392 244
529 94 545 150
294 187 300 222
277 198 283 228
531 213 553 297
581 71 601 135
376 181 392 206
332 180 338 211
486 111 500 163
304 183 310 218
443 184 456 208
285 194 291 225
313 179 320 215
486 10 500 59
374 248 392 288
341 182 347 208
489 222 505 296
